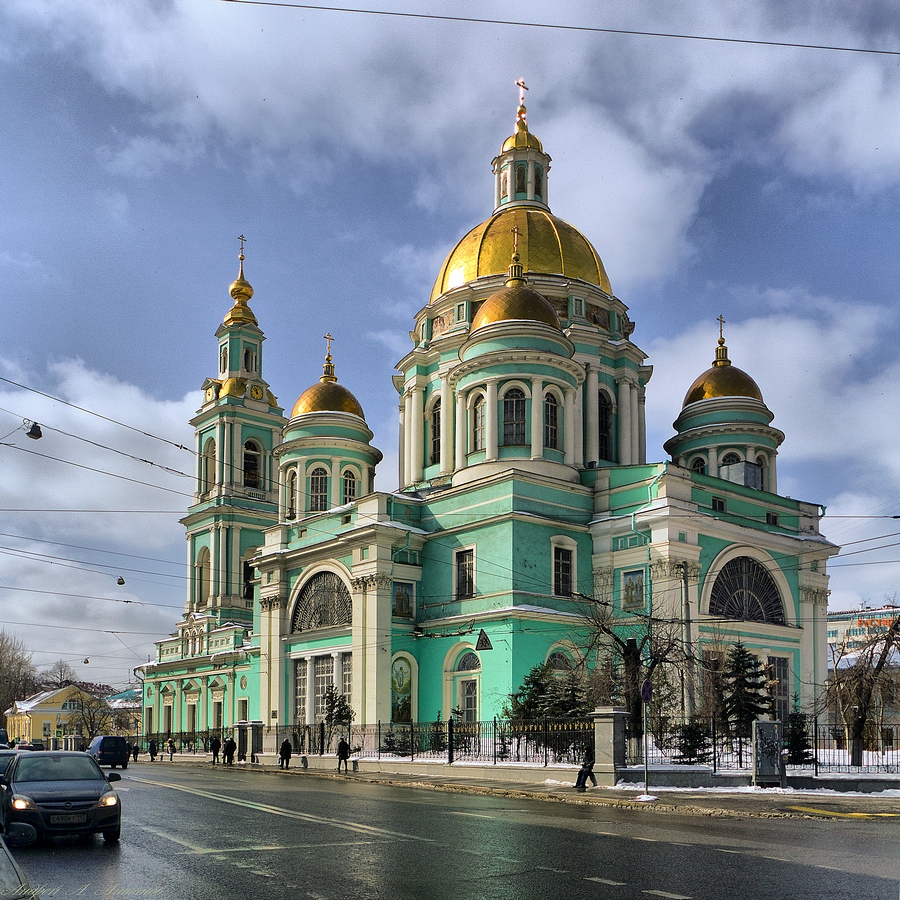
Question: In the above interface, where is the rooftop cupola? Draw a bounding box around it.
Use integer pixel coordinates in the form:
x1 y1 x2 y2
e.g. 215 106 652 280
492 80 552 212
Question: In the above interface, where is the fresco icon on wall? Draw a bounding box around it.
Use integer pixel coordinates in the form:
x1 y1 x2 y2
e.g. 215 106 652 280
622 569 645 610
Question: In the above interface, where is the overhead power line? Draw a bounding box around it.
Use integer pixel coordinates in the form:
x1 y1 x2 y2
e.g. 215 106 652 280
220 1 900 57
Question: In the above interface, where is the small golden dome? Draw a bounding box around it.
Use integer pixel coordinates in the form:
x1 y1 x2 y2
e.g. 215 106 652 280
501 103 544 152
291 342 365 418
683 337 763 406
471 260 560 331
431 206 611 301
224 254 258 326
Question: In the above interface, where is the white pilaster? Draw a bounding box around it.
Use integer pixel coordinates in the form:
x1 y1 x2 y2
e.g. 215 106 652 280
564 388 576 466
530 377 543 458
455 391 467 469
485 379 499 460
638 390 647 464
440 375 453 475
411 387 424 483
397 401 406 489
574 382 584 467
617 378 633 464
630 383 639 468
586 367 599 463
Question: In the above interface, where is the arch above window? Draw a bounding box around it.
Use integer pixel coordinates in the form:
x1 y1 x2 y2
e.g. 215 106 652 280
457 651 481 672
690 456 707 475
721 451 741 466
709 556 785 624
547 650 572 672
291 571 352 632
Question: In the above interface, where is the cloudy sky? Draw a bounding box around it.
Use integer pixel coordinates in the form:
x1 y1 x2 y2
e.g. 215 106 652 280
1 0 899 689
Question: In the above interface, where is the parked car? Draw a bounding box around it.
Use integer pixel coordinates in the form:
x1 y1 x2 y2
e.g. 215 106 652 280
0 751 122 843
15 742 44 752
87 735 129 769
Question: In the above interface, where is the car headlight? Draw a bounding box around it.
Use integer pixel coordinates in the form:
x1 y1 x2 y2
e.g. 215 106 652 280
11 795 35 811
98 793 118 808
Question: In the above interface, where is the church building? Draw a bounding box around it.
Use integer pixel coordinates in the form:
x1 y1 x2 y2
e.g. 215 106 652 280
140 96 837 746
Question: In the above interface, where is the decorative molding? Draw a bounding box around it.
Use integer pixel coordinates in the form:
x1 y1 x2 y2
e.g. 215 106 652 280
260 595 287 612
592 567 613 602
351 574 394 591
650 559 701 582
801 588 830 607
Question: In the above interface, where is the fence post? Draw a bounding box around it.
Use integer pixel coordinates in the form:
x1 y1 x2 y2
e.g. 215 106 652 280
814 717 819 778
493 717 497 766
410 724 415 761
448 718 454 764
543 718 548 767
377 721 381 760
712 716 718 774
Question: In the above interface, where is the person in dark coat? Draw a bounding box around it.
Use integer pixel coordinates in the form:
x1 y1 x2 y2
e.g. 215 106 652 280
222 737 236 766
575 745 597 791
336 737 351 773
279 739 292 769
210 735 221 765
131 743 139 762
148 739 158 762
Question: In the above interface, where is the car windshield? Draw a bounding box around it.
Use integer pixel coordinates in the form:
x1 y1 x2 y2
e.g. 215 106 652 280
15 756 102 782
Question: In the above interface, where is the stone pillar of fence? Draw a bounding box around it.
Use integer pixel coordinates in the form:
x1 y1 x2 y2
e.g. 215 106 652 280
592 707 628 783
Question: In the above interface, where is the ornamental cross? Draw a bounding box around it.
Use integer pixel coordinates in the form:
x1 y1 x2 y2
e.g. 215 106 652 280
717 314 725 339
324 332 333 356
516 78 528 105
511 224 520 256
238 234 246 255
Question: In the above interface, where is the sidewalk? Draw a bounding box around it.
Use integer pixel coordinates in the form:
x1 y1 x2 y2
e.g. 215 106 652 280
144 752 900 820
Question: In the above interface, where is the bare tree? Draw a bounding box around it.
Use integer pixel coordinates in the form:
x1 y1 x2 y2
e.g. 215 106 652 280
825 615 900 765
64 687 116 742
40 659 77 689
0 629 39 728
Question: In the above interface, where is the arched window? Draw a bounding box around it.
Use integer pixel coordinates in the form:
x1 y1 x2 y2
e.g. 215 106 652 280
500 169 508 199
503 388 526 446
196 547 211 609
456 651 481 722
202 438 216 493
721 452 741 466
598 391 613 461
219 345 228 373
457 651 481 672
544 392 559 449
709 556 785 624
534 165 543 199
430 399 441 466
291 572 352 632
548 650 573 672
242 559 255 600
342 469 357 505
691 456 707 475
472 396 485 451
285 470 297 520
515 164 527 195
243 345 257 373
243 440 261 489
310 467 328 512
756 454 768 490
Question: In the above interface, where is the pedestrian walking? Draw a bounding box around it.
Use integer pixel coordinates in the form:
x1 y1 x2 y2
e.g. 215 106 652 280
279 739 292 769
336 737 351 773
131 743 139 762
223 736 236 766
148 739 158 762
210 735 221 765
167 738 176 761
574 745 597 792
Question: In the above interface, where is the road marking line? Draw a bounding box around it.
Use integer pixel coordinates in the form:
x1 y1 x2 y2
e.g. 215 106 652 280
130 776 434 842
180 840 385 855
447 811 495 819
586 877 626 886
642 891 691 899
715 848 741 854
787 805 900 818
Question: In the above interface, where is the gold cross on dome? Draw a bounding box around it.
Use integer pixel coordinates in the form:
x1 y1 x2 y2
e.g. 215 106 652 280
238 234 246 257
324 332 333 357
717 314 726 339
511 225 520 255
516 78 529 105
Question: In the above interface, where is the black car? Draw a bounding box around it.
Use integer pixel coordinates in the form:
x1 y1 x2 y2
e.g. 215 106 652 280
87 735 129 769
0 751 122 843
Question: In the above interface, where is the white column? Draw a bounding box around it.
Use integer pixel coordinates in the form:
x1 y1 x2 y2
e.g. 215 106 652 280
403 392 413 485
530 377 543 458
638 390 647 464
351 579 366 723
630 384 639 465
305 657 315 725
331 652 340 692
617 378 632 465
440 376 453 475
398 401 406 489
585 367 599 463
770 454 778 493
216 421 226 485
485 379 499 460
331 458 341 508
411 387 424 483
574 382 584 467
455 391 467 470
564 388 576 466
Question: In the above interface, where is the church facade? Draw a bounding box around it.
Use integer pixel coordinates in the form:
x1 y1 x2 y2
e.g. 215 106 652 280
140 99 837 746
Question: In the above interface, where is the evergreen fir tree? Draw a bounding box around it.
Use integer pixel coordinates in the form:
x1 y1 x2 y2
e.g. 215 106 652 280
722 641 769 739
784 696 815 765
672 717 713 765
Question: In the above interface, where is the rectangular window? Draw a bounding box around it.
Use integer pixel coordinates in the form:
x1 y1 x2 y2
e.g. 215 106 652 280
314 656 334 718
766 511 779 526
456 548 475 600
503 391 526 445
310 469 328 511
472 401 485 451
342 653 352 699
767 656 790 722
238 699 249 722
553 547 573 596
186 704 197 732
294 661 307 723
461 679 478 723
544 395 559 449
712 497 726 512
212 701 223 730
456 303 466 323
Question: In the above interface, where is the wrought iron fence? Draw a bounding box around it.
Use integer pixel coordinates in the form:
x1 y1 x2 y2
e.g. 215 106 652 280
276 718 593 766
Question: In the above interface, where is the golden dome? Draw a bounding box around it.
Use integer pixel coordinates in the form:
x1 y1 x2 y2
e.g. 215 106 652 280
430 206 611 301
471 262 560 332
291 345 365 419
224 254 258 327
683 338 763 406
500 103 544 152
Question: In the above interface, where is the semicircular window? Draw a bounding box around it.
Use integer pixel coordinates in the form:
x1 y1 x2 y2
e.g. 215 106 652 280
291 572 352 633
457 651 481 672
709 557 785 625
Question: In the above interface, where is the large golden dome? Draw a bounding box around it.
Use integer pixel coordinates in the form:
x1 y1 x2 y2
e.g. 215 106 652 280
430 206 612 302
292 381 365 419
471 279 560 332
683 338 763 406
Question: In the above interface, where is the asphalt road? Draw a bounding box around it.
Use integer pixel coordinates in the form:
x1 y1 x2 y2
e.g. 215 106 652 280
12 764 900 900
